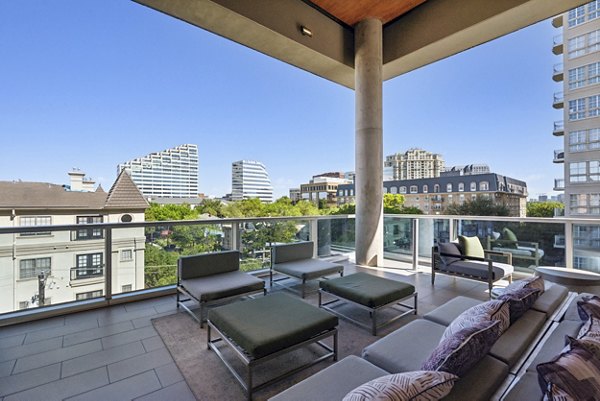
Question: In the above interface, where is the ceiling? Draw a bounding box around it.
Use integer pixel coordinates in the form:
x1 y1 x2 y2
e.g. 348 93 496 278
306 0 427 26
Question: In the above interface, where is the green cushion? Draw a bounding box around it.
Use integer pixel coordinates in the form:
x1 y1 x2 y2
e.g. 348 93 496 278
459 235 485 259
208 293 337 359
502 228 518 249
319 272 415 308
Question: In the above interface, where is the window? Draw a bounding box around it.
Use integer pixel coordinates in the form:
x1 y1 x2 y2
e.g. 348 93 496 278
590 29 600 53
590 161 600 181
470 182 476 191
121 249 133 261
75 216 103 240
570 162 587 183
19 257 51 279
569 66 586 90
570 194 589 214
433 184 440 193
422 185 428 193
410 185 418 194
569 35 585 58
120 214 133 223
399 186 407 194
459 194 465 203
458 182 464 192
479 181 489 191
570 130 588 152
19 301 29 310
76 290 103 300
591 193 600 215
590 95 600 117
19 216 51 236
73 253 103 280
590 1 600 20
390 186 398 194
122 284 132 293
590 62 600 85
568 5 585 27
569 98 586 120
382 187 388 194
446 183 452 192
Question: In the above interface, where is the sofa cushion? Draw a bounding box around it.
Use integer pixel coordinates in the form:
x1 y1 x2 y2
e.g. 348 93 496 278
442 300 510 341
527 320 583 370
537 343 600 401
439 242 461 265
563 293 596 321
272 241 314 263
178 250 240 279
423 296 481 327
504 276 545 294
180 270 265 302
498 287 542 323
489 309 546 369
501 371 543 401
531 284 569 318
362 319 446 373
458 235 484 258
274 258 343 281
577 295 600 321
269 355 389 401
439 260 513 281
342 371 458 401
422 320 501 377
441 355 509 401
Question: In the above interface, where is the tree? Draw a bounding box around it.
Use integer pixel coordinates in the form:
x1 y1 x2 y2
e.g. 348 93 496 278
145 203 199 221
383 193 405 213
144 244 179 288
199 199 225 218
527 201 564 217
446 196 510 216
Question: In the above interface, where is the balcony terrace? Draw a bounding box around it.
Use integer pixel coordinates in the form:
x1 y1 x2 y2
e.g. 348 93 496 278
1 214 599 399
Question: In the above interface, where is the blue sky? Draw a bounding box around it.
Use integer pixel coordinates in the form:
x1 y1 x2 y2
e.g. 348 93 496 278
0 1 562 199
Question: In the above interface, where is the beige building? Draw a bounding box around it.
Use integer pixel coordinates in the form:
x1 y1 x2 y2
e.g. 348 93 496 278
554 3 600 271
299 172 352 207
384 149 445 181
0 170 148 313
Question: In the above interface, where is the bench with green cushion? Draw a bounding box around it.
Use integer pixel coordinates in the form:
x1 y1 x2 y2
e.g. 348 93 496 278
319 272 417 335
207 292 338 400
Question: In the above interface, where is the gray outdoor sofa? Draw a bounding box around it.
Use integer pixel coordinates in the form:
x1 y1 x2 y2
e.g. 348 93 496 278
270 282 573 401
176 250 266 327
270 241 344 298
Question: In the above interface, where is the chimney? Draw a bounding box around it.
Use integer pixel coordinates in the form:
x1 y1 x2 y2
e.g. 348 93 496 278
68 169 86 191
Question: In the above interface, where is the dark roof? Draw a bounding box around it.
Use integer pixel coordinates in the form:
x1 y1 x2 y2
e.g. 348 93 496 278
105 170 149 209
0 171 148 211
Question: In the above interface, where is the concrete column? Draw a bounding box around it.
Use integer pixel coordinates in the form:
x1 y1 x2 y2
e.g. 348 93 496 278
355 18 383 266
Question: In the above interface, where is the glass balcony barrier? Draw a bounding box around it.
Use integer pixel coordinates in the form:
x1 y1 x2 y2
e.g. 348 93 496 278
553 63 563 74
554 178 565 190
553 150 565 163
2 215 599 323
553 120 564 135
553 34 563 46
553 92 564 103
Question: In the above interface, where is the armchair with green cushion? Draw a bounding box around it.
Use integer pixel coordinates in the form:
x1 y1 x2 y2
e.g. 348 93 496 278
486 227 544 267
432 235 514 298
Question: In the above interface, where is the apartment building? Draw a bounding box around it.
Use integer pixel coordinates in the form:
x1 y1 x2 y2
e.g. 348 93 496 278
0 170 148 313
231 160 274 203
554 3 600 271
337 173 528 217
117 144 199 199
298 172 353 207
384 148 445 180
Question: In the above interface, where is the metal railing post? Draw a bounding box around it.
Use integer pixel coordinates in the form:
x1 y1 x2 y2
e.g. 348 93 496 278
231 222 240 251
309 219 318 258
565 220 573 269
105 228 112 301
449 218 456 242
412 218 419 270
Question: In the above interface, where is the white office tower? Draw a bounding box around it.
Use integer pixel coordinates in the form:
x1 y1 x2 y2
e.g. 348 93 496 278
231 160 274 203
117 144 199 198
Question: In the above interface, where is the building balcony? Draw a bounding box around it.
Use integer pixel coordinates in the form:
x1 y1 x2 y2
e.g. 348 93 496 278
553 149 565 163
552 15 563 28
553 92 564 109
552 63 563 82
553 120 564 136
554 178 565 191
552 34 563 55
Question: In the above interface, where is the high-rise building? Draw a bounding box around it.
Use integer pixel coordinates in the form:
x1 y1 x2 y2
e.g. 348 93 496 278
442 164 491 176
554 4 600 271
117 144 199 199
231 160 273 203
384 149 445 180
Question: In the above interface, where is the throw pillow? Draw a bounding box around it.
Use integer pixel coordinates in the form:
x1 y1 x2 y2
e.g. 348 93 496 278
422 320 501 377
498 287 542 324
458 235 485 259
438 242 462 265
573 316 600 360
537 343 600 401
342 371 458 401
503 275 545 295
442 299 510 341
501 228 518 249
567 336 600 364
577 295 600 321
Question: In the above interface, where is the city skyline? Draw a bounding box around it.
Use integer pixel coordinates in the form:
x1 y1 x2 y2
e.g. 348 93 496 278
0 1 562 199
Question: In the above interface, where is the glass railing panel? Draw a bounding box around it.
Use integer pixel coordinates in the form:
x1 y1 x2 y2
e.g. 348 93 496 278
456 219 565 270
383 216 413 260
572 223 600 273
329 216 355 254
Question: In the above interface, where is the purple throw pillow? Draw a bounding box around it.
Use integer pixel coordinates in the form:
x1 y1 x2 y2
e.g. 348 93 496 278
422 320 501 378
442 299 510 341
577 295 600 321
498 287 541 324
504 275 545 295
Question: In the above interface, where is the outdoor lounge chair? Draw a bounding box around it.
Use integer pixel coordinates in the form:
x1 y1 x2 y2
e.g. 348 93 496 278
176 250 266 327
486 227 544 267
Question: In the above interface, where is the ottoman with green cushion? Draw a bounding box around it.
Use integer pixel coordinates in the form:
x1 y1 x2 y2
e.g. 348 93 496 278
319 272 417 335
207 292 338 400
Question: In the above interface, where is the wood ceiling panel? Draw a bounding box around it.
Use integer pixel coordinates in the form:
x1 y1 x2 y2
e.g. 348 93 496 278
307 0 427 26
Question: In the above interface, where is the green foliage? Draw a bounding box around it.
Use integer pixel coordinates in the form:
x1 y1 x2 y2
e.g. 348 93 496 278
144 244 179 288
446 196 510 216
328 195 421 215
526 201 564 218
399 206 424 214
145 203 199 221
199 199 225 218
328 203 356 215
383 193 405 213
